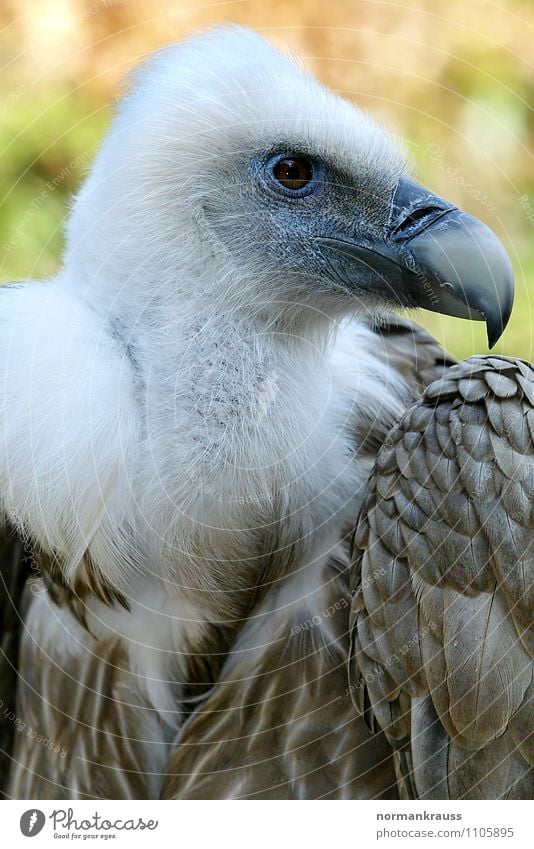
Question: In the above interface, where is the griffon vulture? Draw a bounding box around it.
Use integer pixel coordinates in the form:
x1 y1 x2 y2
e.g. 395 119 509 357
0 28 529 800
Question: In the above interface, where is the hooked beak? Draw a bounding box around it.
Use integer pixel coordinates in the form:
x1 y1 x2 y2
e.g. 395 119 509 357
318 178 514 347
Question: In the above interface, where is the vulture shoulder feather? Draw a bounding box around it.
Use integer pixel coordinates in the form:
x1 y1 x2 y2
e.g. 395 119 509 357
350 355 534 799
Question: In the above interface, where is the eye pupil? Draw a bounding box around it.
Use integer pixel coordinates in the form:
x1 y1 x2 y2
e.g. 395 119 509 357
273 157 313 191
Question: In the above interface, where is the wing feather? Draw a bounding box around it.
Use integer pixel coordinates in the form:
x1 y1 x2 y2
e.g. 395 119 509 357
350 356 534 799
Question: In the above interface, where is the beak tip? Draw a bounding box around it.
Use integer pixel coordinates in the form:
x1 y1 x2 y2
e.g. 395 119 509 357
401 204 515 348
487 325 500 350
485 259 514 349
486 303 512 349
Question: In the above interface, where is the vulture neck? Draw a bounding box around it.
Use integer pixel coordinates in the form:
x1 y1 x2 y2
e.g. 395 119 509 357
124 294 364 607
71 281 403 711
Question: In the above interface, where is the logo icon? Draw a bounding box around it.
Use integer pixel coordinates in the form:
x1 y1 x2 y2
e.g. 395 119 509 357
20 810 46 837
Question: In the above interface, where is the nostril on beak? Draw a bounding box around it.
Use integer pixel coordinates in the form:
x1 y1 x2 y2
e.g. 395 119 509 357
399 206 434 228
391 205 454 241
388 178 458 241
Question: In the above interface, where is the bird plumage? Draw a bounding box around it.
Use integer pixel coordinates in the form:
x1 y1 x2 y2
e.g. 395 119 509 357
0 27 528 800
349 356 534 799
1 28 411 798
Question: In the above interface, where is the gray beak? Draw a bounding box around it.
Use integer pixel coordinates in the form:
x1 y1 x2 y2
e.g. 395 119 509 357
318 178 514 347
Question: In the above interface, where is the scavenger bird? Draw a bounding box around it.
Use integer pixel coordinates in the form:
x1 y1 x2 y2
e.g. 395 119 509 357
0 28 528 800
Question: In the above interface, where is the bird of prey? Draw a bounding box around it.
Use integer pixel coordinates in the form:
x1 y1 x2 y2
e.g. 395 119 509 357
0 27 528 800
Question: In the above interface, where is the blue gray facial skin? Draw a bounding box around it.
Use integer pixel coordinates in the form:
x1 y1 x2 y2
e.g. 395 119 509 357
248 149 514 347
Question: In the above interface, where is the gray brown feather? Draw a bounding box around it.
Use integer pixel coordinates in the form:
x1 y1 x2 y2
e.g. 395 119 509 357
161 549 398 799
350 355 534 799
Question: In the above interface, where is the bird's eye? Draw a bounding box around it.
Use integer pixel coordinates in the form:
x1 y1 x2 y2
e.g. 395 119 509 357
272 157 314 191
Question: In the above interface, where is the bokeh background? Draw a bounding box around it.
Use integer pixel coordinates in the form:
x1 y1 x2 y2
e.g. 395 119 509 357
1 0 532 359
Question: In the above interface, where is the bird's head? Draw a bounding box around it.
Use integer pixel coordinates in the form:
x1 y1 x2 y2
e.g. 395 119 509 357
66 27 513 345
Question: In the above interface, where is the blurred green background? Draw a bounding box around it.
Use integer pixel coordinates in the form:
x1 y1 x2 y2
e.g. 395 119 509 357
1 0 533 359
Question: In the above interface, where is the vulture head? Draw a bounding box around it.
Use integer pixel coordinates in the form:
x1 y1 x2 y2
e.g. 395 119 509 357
66 27 513 344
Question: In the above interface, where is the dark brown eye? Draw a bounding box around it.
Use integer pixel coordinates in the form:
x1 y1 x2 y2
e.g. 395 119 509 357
272 157 313 191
